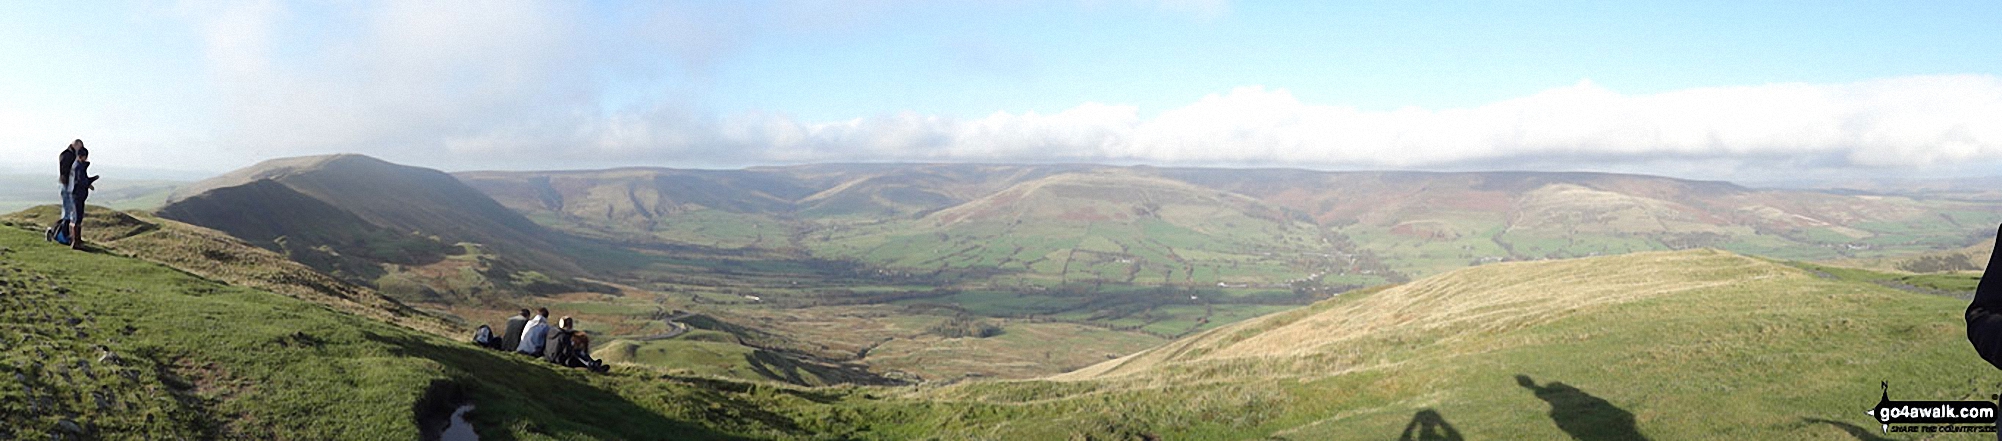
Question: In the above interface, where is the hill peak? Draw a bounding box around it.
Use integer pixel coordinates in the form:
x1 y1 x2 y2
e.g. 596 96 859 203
167 154 397 203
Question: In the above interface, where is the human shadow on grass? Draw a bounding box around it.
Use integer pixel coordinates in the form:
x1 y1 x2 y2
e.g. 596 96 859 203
1398 408 1465 441
1516 374 1649 441
363 331 757 441
1800 418 1896 441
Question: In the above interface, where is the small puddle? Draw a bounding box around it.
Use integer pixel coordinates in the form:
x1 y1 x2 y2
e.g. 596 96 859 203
439 404 477 441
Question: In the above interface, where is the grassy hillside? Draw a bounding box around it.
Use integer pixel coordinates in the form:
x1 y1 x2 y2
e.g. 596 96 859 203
862 250 2002 439
448 162 2002 385
157 155 615 303
164 154 578 273
0 222 903 440
7 219 1995 439
3 206 458 336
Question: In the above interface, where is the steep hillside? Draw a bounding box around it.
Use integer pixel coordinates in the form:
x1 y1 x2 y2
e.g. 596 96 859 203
871 249 2002 439
0 225 908 439
158 154 596 301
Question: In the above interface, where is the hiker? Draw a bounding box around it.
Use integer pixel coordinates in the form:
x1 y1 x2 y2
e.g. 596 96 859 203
58 140 79 224
1967 224 2002 437
567 332 609 373
1970 224 2002 367
65 145 99 250
50 140 83 246
543 316 577 365
501 309 531 351
543 317 608 372
515 308 550 357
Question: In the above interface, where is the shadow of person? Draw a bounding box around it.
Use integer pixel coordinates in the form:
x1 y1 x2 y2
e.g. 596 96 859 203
1800 418 1896 441
1399 408 1465 441
1516 374 1650 441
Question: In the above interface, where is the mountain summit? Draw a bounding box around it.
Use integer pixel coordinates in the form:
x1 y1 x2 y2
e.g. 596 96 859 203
159 154 587 299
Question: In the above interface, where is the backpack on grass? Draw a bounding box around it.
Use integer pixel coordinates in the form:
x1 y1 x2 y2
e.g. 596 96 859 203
473 324 514 350
47 219 71 245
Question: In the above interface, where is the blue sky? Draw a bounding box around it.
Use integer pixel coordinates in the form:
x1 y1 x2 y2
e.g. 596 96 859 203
1 0 1999 182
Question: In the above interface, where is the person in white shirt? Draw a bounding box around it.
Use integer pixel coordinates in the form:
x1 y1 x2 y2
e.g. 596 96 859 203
515 308 549 356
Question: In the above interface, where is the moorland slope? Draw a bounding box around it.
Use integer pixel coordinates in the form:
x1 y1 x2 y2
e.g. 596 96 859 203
872 249 2002 439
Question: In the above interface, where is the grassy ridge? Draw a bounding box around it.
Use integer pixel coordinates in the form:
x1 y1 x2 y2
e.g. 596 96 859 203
860 250 2002 439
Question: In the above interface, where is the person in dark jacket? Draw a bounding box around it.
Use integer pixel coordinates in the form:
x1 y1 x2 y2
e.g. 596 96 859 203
567 332 608 372
501 309 530 352
544 316 576 364
66 146 99 250
58 140 79 226
1964 224 2002 438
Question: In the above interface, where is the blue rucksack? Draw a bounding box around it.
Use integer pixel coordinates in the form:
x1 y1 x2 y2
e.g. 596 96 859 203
47 219 71 245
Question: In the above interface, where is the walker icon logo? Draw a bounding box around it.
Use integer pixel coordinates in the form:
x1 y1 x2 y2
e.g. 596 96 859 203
1867 382 1998 434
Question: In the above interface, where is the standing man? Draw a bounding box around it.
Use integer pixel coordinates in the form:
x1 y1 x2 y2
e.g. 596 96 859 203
67 146 98 250
58 140 79 228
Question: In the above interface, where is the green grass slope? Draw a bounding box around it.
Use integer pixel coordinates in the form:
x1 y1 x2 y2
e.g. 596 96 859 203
3 205 459 336
0 226 899 440
865 249 2002 439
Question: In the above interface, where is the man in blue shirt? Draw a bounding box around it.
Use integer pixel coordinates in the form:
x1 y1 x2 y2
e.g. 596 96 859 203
516 308 550 357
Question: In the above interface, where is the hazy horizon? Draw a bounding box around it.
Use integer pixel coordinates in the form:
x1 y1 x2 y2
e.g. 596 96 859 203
4 1 1999 183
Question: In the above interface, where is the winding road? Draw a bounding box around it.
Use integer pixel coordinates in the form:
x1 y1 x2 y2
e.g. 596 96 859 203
636 311 696 342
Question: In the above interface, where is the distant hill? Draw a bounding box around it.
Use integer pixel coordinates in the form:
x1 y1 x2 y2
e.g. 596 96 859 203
1159 169 2002 276
0 172 181 213
158 154 594 301
813 169 1334 285
454 164 1085 245
461 164 2002 284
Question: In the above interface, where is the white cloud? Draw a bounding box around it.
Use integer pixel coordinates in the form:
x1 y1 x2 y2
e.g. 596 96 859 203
602 75 2002 176
125 1 2002 179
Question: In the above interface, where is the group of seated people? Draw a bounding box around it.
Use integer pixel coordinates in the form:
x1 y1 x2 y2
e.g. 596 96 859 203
474 307 608 373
